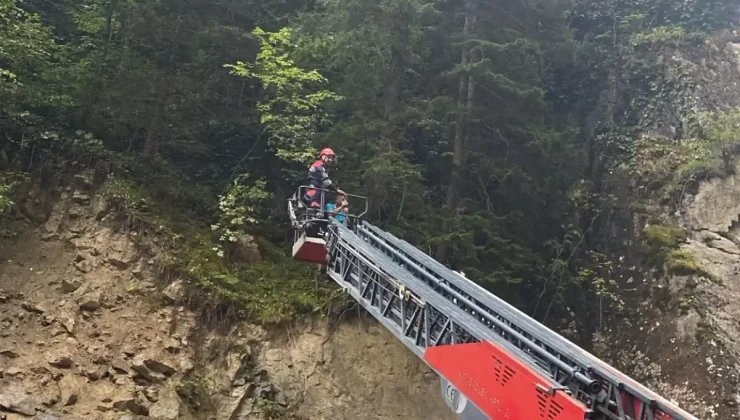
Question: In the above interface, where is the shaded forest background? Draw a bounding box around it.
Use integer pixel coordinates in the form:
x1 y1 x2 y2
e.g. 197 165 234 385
1 0 739 341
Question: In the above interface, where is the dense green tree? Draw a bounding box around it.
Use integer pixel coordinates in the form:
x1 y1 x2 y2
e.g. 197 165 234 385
1 0 737 336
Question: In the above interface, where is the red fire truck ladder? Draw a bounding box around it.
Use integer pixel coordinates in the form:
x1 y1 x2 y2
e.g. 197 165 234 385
288 192 700 420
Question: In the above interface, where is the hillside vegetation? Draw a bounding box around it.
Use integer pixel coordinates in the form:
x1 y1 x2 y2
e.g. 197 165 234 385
1 0 739 345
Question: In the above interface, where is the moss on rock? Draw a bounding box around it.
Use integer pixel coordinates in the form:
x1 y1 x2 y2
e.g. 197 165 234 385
643 224 687 266
643 224 719 284
644 224 687 250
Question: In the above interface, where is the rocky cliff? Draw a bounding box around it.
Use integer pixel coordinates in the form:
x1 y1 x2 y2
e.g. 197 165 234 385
0 173 454 420
581 34 740 420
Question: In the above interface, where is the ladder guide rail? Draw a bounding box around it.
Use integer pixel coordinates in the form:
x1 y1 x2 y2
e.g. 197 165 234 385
323 220 699 420
356 224 598 391
326 221 568 418
356 223 696 420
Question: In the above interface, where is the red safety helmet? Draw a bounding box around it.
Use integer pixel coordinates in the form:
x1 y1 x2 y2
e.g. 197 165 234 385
319 148 336 158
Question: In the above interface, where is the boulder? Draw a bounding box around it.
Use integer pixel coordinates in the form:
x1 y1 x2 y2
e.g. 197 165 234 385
113 397 149 416
33 412 63 420
57 311 76 335
71 192 90 205
111 359 130 374
74 260 91 273
43 215 62 235
230 234 262 264
62 278 83 294
49 356 74 369
40 315 54 326
0 384 36 416
31 366 50 375
143 358 176 377
148 386 180 420
91 196 111 221
161 281 183 304
215 383 253 419
73 173 93 190
163 339 180 354
6 367 22 376
68 207 84 219
107 256 132 270
0 349 20 359
59 375 82 406
121 347 137 358
143 387 159 403
39 384 61 407
131 359 165 384
78 291 102 311
21 302 45 314
84 367 103 381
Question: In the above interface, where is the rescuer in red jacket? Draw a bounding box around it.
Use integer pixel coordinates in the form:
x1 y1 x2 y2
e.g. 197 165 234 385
303 148 344 212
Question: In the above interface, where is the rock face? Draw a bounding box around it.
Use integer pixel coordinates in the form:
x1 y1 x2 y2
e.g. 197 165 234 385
659 165 740 417
0 173 454 420
201 321 455 420
270 321 454 420
682 173 740 354
0 181 197 420
683 164 740 233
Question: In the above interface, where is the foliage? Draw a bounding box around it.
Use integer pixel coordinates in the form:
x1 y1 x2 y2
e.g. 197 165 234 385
630 107 740 203
697 106 740 172
225 27 342 165
664 250 714 279
642 224 716 280
0 171 26 215
163 235 344 324
211 175 271 258
107 174 343 324
0 0 59 115
562 0 736 196
643 224 687 265
176 376 215 412
1 0 738 335
0 184 13 214
644 224 687 250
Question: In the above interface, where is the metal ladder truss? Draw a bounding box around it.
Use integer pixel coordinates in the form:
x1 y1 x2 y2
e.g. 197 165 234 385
325 220 699 420
325 221 563 420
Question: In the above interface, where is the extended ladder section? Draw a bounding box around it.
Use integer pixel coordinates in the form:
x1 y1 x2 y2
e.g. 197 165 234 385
324 220 699 420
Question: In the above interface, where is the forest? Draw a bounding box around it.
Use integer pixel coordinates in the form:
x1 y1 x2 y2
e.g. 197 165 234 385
1 0 739 341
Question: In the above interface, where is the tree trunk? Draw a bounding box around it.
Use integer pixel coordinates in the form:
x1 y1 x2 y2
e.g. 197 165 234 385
79 0 119 128
143 3 182 159
381 47 402 151
438 3 476 263
446 4 476 209
143 82 168 159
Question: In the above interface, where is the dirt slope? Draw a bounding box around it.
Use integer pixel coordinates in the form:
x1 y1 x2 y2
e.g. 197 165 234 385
0 174 454 420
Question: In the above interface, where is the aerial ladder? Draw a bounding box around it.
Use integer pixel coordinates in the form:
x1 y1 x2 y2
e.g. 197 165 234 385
288 187 700 420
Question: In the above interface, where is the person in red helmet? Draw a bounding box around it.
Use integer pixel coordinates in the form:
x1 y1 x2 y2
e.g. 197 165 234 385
303 148 344 212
